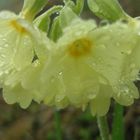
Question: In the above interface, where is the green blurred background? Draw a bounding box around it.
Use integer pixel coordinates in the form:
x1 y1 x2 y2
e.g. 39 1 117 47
0 0 140 140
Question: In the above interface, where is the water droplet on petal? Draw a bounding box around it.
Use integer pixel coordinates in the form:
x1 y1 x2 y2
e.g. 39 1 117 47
88 93 96 99
126 50 132 55
55 94 65 102
120 19 129 24
100 45 106 49
59 72 62 76
135 16 140 21
130 64 136 69
99 20 109 27
56 12 60 15
138 32 140 36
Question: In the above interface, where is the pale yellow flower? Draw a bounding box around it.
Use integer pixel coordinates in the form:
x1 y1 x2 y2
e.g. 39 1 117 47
42 19 139 116
0 11 49 108
0 11 34 83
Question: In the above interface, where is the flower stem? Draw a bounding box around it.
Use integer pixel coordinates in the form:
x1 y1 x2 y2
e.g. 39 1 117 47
97 116 110 140
112 103 124 140
54 110 62 140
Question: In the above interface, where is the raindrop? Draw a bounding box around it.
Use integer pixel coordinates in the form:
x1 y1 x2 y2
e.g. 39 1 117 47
4 44 9 48
0 72 3 76
100 44 106 49
4 70 9 74
126 50 132 55
116 42 120 47
120 19 129 24
138 32 140 36
59 72 62 76
75 31 82 36
2 38 6 42
1 54 6 58
135 17 140 21
56 12 60 15
99 20 109 27
88 92 96 99
130 63 136 69
55 94 65 102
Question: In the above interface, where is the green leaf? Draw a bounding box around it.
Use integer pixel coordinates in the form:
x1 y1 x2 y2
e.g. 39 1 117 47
21 0 48 20
87 0 129 22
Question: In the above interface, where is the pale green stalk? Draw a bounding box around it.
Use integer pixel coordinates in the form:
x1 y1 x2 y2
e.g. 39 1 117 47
97 116 110 140
54 111 62 140
112 103 124 140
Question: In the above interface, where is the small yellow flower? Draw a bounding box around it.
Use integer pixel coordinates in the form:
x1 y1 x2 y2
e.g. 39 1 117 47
88 20 139 107
0 11 50 108
42 19 139 116
3 61 44 108
2 32 53 108
0 11 34 82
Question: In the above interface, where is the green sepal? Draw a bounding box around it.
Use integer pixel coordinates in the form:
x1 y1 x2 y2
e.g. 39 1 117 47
87 0 129 22
74 0 85 14
34 5 63 33
21 0 48 20
49 17 62 42
64 0 84 15
49 6 78 41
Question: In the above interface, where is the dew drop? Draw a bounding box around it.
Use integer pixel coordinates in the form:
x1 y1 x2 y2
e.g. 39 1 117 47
56 12 60 15
138 32 140 36
116 42 120 47
58 72 62 76
99 20 109 27
2 38 6 41
126 50 132 55
4 44 9 48
120 19 129 24
100 44 106 49
55 94 64 102
88 92 96 99
1 54 6 58
0 72 3 76
4 70 9 74
130 63 136 69
135 16 140 21
75 31 82 36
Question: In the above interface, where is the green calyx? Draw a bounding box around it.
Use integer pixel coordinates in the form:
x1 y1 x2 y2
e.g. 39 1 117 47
21 0 48 21
87 0 130 22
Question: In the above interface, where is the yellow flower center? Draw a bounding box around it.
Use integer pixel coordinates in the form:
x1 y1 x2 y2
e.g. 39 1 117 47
68 38 92 58
10 20 28 34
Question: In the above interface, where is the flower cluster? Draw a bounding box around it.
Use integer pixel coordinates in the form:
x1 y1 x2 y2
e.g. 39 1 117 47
0 0 140 116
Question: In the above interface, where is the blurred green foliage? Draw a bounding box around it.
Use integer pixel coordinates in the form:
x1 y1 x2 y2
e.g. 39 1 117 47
0 0 140 17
